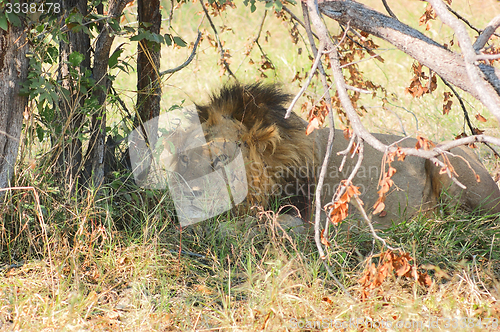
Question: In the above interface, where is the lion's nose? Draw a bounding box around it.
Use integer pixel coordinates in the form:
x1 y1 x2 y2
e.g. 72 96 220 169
191 186 203 197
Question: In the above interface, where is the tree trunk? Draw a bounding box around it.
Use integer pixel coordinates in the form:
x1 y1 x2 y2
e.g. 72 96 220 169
0 15 29 199
130 0 162 182
56 0 91 193
82 0 132 188
136 0 161 129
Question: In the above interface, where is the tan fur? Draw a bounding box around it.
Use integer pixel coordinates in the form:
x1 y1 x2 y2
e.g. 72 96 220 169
177 82 500 228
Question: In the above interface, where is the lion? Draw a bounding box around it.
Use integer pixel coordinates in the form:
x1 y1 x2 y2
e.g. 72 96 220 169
167 82 500 229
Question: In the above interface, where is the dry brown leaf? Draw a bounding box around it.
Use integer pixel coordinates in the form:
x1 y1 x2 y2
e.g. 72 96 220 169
306 117 319 136
476 114 487 122
320 229 331 247
373 201 385 215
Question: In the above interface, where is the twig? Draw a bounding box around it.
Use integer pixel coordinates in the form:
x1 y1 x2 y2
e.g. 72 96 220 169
337 134 357 174
345 85 371 94
282 3 319 40
440 78 500 165
333 136 365 204
199 0 236 79
254 11 277 74
168 0 175 29
284 41 325 118
302 1 353 298
445 4 480 34
383 107 407 136
0 130 20 142
160 31 202 76
236 9 268 72
381 0 398 20
339 49 389 68
434 134 500 152
476 53 500 61
352 196 398 251
473 14 500 51
381 101 419 131
441 77 475 134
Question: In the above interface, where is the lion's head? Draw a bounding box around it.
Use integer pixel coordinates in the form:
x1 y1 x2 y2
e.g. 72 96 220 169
168 83 318 220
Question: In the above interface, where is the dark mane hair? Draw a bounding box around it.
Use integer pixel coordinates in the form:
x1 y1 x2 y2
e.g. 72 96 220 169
196 82 308 134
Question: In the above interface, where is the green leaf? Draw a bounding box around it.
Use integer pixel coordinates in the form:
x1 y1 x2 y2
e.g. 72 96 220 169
108 47 124 69
46 46 58 65
130 32 149 41
0 14 8 31
173 36 186 47
5 12 21 27
274 1 282 11
164 34 172 46
108 18 120 32
146 32 162 43
36 125 45 142
68 51 84 67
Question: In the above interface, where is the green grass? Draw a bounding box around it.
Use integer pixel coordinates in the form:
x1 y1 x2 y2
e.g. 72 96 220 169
1 0 500 330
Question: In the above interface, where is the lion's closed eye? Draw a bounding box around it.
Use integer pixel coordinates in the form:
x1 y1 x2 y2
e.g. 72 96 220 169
179 154 189 166
212 154 229 170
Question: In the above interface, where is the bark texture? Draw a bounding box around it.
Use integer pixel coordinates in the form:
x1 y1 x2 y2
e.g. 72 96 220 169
83 0 133 188
57 0 91 192
0 19 29 198
136 0 161 128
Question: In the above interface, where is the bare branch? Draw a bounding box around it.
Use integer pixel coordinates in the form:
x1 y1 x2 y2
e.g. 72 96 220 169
0 130 20 142
476 53 500 61
445 4 480 34
199 0 237 79
346 85 371 94
284 42 325 118
434 134 500 152
318 0 500 122
440 77 475 134
427 0 500 123
302 1 354 298
160 31 202 76
474 14 500 51
282 3 319 40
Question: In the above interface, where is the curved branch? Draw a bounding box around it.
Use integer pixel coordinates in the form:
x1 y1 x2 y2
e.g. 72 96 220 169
160 31 202 76
200 0 236 79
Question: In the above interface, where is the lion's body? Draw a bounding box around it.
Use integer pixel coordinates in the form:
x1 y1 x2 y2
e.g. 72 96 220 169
175 83 500 228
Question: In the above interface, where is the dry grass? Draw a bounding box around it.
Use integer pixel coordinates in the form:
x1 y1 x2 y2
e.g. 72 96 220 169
1 0 500 330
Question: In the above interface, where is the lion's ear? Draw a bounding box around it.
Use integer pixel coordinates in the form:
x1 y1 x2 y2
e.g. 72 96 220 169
248 124 281 154
196 105 209 123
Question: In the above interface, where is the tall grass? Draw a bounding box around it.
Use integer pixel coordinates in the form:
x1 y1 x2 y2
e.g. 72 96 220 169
1 0 499 330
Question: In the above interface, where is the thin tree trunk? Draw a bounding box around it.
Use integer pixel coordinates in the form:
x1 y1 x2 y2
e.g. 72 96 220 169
131 0 162 182
136 0 161 128
56 0 91 193
0 15 29 199
82 0 132 188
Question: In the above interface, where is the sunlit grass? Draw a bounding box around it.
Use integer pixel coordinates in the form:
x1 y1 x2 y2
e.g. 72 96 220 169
1 0 500 330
